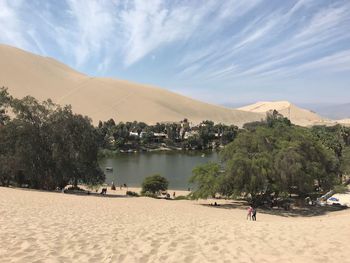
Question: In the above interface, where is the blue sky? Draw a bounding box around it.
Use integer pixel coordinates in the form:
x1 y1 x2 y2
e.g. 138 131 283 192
1 0 350 105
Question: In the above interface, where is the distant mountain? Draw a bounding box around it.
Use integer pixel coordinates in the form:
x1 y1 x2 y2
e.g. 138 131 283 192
0 44 263 126
237 101 329 126
306 103 350 120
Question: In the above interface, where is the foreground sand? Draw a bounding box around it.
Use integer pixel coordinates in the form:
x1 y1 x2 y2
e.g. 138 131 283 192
1 187 350 263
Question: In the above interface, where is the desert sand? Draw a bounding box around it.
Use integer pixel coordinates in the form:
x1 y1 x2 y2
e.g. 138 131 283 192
2 44 349 128
1 187 350 263
334 119 350 126
0 44 263 126
238 101 329 126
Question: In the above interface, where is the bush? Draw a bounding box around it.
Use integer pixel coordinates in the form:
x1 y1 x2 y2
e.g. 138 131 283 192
66 185 85 191
141 174 169 194
126 191 139 197
141 192 158 198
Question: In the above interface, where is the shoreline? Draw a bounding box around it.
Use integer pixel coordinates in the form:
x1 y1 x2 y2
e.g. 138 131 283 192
98 148 220 158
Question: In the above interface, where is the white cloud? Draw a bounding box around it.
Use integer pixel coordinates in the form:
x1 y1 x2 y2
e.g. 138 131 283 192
0 0 349 86
66 0 117 66
118 1 216 66
185 1 350 82
287 49 350 74
0 0 28 49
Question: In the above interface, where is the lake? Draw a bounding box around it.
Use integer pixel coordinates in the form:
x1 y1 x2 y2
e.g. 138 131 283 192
99 151 219 190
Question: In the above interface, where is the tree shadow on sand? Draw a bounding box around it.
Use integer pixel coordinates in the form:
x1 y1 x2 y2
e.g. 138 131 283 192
201 200 348 217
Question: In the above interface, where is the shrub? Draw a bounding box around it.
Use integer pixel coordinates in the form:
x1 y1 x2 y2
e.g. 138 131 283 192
66 185 85 191
141 174 169 194
126 191 139 197
141 192 158 198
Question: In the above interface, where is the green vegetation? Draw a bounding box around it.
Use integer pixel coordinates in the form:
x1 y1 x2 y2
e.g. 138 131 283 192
141 174 169 195
126 191 140 197
189 163 222 199
333 184 348 194
190 112 346 204
2 86 350 199
96 118 239 153
311 124 350 178
0 87 104 190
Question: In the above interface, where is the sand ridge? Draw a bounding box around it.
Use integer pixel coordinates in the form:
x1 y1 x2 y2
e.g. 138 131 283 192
0 44 263 126
1 44 349 127
238 101 329 126
1 187 350 263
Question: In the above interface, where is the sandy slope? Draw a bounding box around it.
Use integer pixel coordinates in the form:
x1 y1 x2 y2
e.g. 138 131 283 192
0 44 263 126
238 101 329 126
333 119 350 126
1 187 350 263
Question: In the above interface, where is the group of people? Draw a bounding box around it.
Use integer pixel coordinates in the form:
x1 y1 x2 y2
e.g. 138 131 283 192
247 206 257 221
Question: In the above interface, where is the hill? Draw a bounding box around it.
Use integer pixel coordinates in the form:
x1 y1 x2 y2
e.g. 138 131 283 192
238 101 329 126
0 44 263 126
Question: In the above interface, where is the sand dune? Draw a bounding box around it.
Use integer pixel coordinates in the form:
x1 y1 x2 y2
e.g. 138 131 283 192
1 187 350 263
334 119 350 126
238 101 330 126
0 44 263 126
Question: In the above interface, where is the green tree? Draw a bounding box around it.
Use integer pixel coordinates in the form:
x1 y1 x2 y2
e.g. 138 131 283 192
141 174 169 194
141 128 154 144
220 125 238 145
182 134 202 150
165 123 180 142
0 87 11 125
266 110 291 128
189 162 222 199
341 147 350 176
221 124 339 200
49 106 105 188
0 92 104 190
0 121 19 186
198 120 215 148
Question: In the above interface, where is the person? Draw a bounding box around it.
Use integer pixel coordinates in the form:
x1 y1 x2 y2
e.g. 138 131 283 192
173 192 176 198
100 188 107 195
247 206 253 220
252 207 257 221
111 181 116 190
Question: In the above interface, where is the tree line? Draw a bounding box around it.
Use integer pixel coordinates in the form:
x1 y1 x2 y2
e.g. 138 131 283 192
0 88 104 189
96 118 239 153
2 87 350 199
190 111 350 204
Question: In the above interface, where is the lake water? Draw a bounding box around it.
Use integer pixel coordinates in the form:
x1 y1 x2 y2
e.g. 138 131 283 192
99 151 219 190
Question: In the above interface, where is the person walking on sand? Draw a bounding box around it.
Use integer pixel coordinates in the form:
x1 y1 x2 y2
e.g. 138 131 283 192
252 207 257 221
247 205 253 220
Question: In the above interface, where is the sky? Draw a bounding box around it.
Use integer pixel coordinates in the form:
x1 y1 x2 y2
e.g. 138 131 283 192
1 0 350 105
